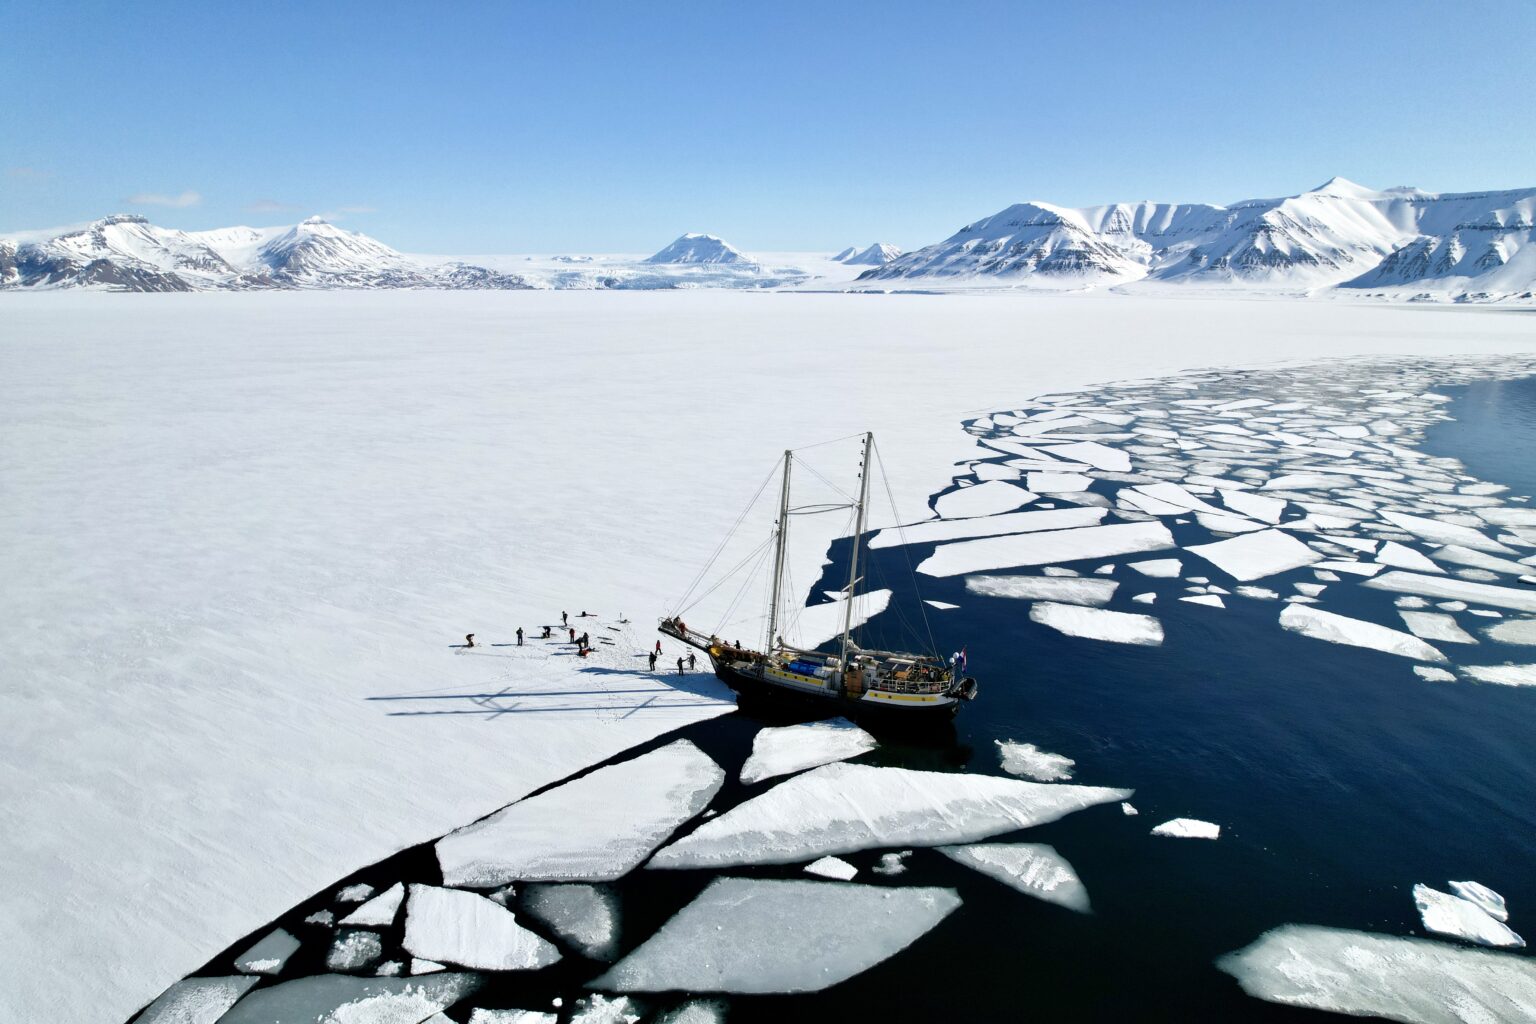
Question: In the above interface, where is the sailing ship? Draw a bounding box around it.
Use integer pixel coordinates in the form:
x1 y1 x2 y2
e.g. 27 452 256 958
660 432 977 725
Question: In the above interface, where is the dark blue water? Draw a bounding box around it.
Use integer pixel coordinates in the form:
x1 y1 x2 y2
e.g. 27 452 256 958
145 373 1536 1024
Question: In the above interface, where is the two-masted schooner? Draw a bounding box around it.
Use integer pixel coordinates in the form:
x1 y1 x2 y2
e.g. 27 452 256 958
660 432 977 725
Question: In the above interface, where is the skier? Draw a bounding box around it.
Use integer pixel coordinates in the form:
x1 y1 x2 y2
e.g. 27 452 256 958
516 627 524 647
676 656 686 676
465 633 475 649
648 650 658 671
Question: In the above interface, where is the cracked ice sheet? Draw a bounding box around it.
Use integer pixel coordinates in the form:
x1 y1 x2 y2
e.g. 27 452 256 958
1186 529 1325 582
217 973 482 1024
869 507 1103 550
590 878 960 994
933 480 1036 519
1280 605 1447 662
1414 884 1525 948
648 762 1129 870
134 976 259 1024
1462 664 1536 686
995 740 1075 781
1219 924 1536 1024
521 884 620 961
939 843 1090 912
1363 572 1536 613
403 884 561 970
739 719 879 785
1030 602 1164 646
435 740 723 886
965 575 1117 606
1398 612 1477 645
789 589 892 648
917 522 1175 577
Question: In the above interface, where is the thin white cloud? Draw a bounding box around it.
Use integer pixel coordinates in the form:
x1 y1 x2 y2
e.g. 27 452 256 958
126 190 202 208
246 199 299 213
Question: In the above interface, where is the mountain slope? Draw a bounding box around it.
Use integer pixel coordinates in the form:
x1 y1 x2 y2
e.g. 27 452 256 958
644 233 757 266
837 242 902 265
862 179 1536 300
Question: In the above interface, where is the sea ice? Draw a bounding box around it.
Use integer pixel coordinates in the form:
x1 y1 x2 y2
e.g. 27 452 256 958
1414 884 1525 948
1414 667 1456 683
924 599 960 611
589 878 960 994
436 740 723 885
1462 664 1536 686
1235 586 1280 600
1313 560 1383 577
1280 605 1447 662
1130 482 1229 516
916 522 1175 577
869 506 1104 550
1375 543 1443 577
326 930 384 973
403 884 561 970
1132 592 1156 604
655 1001 725 1024
939 842 1090 912
1380 512 1515 555
340 882 404 927
568 994 641 1024
1029 602 1163 645
1363 572 1536 613
1485 619 1536 645
336 884 374 903
995 740 1075 781
133 976 258 1024
1181 595 1226 608
520 883 619 961
468 1011 558 1024
1151 818 1220 839
1026 472 1094 492
648 762 1129 870
1121 802 1139 815
411 959 446 974
872 851 912 876
933 480 1035 519
1219 488 1286 523
1398 612 1477 645
1038 441 1131 472
1186 529 1324 582
1196 512 1266 534
1294 583 1326 597
740 718 878 785
1449 881 1508 921
1478 507 1536 528
216 973 481 1024
235 928 301 975
965 575 1117 606
1431 544 1533 576
803 856 858 881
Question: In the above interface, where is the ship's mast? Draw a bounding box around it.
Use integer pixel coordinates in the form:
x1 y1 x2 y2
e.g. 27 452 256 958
765 449 793 653
838 432 874 667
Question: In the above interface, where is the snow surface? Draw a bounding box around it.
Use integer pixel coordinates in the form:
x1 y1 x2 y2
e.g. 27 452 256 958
340 883 404 928
803 856 859 881
1280 605 1447 662
1485 619 1536 645
1364 572 1536 613
1462 664 1536 686
938 843 1090 912
933 479 1035 518
1128 558 1182 577
965 574 1117 606
1029 602 1164 646
133 976 258 1024
402 884 562 971
216 973 482 1024
590 878 960 994
1219 924 1536 1024
5 291 1534 1024
869 506 1103 549
648 762 1129 869
739 719 878 785
917 522 1175 577
1151 818 1221 840
436 740 723 886
1448 881 1509 922
1413 884 1525 948
995 740 1076 781
1185 529 1324 581
1398 612 1477 645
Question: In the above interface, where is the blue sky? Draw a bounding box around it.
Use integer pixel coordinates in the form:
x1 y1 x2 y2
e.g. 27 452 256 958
3 1 1533 252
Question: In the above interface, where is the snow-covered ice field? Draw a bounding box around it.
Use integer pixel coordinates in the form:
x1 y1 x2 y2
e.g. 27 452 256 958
2 290 1534 1023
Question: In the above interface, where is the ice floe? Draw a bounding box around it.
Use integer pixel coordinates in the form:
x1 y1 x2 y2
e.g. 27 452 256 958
995 740 1075 781
336 884 374 903
217 973 481 1024
649 762 1129 870
1236 586 1280 600
869 507 1103 550
916 521 1175 577
235 928 301 975
1462 664 1536 686
340 882 404 928
568 994 640 1024
933 480 1035 519
966 574 1117 606
134 976 258 1024
1280 605 1447 662
655 1001 725 1024
1181 594 1226 608
1219 489 1286 523
1029 602 1164 646
1185 529 1324 582
402 884 560 971
1413 884 1525 948
939 843 1090 912
436 740 723 885
1485 619 1536 645
1038 440 1132 472
590 878 960 994
1414 666 1456 683
520 884 619 961
803 855 859 881
872 851 912 876
1120 802 1139 815
739 718 878 785
1449 881 1509 921
1026 472 1093 492
468 1011 558 1024
1398 612 1477 645
1363 572 1536 613
1380 511 1516 555
327 929 384 972
1151 818 1220 840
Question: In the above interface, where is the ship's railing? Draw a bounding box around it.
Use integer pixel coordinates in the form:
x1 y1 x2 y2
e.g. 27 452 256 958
657 618 725 654
870 675 951 695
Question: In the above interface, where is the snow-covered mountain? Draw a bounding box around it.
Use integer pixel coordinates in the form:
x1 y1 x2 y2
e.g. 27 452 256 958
861 179 1536 301
0 215 531 291
835 242 902 266
644 232 757 266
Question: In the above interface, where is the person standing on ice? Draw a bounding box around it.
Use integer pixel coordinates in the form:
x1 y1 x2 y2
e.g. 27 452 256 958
515 627 524 647
561 611 568 626
569 627 576 643
465 633 475 649
688 652 697 671
648 650 658 671
676 656 686 676
655 638 662 655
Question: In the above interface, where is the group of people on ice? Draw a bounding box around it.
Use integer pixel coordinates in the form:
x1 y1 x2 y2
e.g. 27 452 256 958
458 609 700 674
